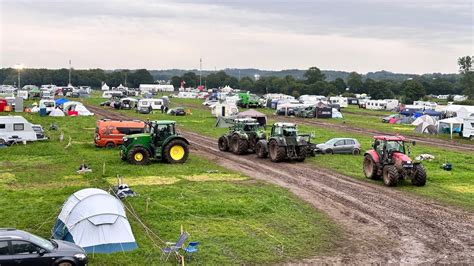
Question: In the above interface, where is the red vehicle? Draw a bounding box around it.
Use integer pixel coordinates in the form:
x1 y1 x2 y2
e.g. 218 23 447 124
95 119 145 148
363 135 426 186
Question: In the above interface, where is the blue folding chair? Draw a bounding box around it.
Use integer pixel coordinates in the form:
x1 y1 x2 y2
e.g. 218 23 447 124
161 232 189 262
184 242 200 259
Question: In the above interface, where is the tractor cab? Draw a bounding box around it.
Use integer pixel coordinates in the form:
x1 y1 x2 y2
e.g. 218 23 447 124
148 121 176 145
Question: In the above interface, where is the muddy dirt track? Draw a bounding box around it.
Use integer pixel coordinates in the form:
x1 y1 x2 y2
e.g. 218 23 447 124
184 102 474 153
87 104 473 264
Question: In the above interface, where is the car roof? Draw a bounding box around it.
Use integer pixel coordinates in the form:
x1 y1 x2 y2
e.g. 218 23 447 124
374 135 406 141
0 228 30 241
154 120 176 125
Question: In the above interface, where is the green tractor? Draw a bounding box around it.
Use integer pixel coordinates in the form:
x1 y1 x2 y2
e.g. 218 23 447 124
120 120 189 164
255 122 313 162
218 118 266 154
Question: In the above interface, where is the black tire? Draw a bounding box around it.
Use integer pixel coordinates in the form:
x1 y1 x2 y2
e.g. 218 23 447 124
383 165 399 186
163 139 189 163
269 139 286 162
256 141 268 158
127 146 150 165
325 149 334 155
105 142 116 149
352 149 360 155
231 134 248 155
363 155 379 179
295 146 308 162
412 164 427 186
218 136 229 151
57 261 75 266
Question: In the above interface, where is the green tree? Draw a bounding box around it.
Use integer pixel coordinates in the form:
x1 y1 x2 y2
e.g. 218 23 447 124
347 72 364 93
331 78 347 94
402 80 426 103
458 56 474 98
128 69 154 88
304 67 325 84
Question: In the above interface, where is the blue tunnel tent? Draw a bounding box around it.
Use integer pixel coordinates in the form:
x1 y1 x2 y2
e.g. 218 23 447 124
55 98 69 105
52 188 137 254
413 109 442 119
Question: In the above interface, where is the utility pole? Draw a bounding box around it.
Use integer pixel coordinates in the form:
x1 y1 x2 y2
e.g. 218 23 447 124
18 69 21 89
68 59 72 86
199 58 202 87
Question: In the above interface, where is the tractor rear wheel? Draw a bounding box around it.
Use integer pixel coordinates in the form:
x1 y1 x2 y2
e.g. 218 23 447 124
363 155 379 179
295 146 308 162
231 134 248 155
255 141 267 158
412 164 427 186
218 136 229 152
269 140 286 162
383 165 399 186
163 139 189 163
128 146 150 165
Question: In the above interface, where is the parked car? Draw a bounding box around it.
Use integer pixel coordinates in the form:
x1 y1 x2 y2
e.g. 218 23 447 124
167 107 186 116
315 138 361 155
0 228 88 266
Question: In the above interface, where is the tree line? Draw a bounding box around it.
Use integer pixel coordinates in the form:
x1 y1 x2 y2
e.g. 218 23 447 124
0 68 154 88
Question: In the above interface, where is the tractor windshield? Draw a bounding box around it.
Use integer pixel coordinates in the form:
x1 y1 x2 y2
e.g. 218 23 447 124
386 140 405 154
243 124 259 131
283 127 297 137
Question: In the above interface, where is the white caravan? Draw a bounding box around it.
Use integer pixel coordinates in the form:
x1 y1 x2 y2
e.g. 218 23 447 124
329 96 348 108
365 100 387 110
211 103 239 117
102 90 123 98
138 98 164 110
0 116 45 144
462 117 474 139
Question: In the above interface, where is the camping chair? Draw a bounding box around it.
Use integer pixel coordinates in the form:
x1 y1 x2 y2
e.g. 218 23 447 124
183 242 200 260
161 232 189 262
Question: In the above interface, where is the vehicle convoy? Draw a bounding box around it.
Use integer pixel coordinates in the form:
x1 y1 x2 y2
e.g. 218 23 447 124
95 119 145 148
363 135 426 186
120 120 189 164
0 228 88 266
255 122 313 162
218 118 266 154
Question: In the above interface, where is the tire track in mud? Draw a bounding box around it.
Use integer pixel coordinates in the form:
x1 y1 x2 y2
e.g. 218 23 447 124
86 104 474 264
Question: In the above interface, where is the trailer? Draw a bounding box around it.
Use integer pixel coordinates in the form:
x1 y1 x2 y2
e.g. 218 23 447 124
0 116 46 144
329 96 348 108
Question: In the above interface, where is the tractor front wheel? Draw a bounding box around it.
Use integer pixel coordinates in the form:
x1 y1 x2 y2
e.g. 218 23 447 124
255 141 267 158
218 136 229 152
412 164 427 186
128 146 150 165
295 146 308 162
269 140 286 162
383 165 399 186
363 155 379 179
163 139 189 163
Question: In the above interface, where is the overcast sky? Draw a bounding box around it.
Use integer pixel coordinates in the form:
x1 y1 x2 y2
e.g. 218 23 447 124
0 0 472 74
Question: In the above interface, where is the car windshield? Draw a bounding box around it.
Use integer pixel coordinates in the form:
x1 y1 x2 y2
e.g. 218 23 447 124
28 233 54 250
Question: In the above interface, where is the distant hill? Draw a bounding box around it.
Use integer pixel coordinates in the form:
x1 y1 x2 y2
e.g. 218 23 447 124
149 69 460 82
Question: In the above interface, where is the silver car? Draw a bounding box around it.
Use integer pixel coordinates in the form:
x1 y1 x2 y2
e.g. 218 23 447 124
316 138 361 155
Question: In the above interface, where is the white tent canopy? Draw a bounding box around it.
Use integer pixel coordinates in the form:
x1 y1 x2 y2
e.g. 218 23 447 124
52 188 137 254
101 83 110 91
437 117 464 139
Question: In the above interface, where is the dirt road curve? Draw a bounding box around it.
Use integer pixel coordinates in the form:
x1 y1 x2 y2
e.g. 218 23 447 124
87 105 474 264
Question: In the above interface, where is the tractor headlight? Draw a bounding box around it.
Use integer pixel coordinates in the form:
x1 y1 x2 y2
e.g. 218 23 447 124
74 253 87 260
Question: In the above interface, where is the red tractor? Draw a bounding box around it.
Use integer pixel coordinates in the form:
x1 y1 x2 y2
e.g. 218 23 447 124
363 136 426 186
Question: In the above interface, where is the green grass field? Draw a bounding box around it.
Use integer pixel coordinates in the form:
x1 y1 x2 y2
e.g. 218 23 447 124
0 112 341 264
91 96 474 210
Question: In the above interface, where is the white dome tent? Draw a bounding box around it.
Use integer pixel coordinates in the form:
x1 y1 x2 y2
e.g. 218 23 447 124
52 188 138 254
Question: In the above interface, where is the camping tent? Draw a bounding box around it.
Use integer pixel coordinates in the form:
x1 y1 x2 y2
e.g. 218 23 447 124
52 188 137 254
63 101 94 116
437 117 464 139
414 122 437 135
236 109 267 126
101 83 110 91
49 108 65 117
413 110 442 119
55 98 69 105
332 108 343 118
412 115 436 126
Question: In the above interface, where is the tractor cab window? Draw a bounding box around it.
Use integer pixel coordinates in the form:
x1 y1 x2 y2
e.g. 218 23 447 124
283 128 297 137
386 141 404 153
273 126 282 136
243 124 257 131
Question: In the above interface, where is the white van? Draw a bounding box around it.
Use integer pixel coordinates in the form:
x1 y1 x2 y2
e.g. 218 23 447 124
0 116 45 144
138 98 164 110
102 91 123 99
39 99 56 113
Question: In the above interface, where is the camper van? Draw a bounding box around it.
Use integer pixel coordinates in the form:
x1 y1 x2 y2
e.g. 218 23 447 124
102 90 124 99
329 96 348 108
95 119 145 148
138 98 164 111
0 116 45 144
462 117 474 139
39 99 56 113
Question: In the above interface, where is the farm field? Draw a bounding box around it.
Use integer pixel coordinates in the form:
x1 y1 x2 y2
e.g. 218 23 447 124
0 112 341 264
84 96 474 210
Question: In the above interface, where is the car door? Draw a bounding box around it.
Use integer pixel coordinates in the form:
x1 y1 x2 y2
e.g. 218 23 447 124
333 140 345 153
345 139 355 153
0 240 13 265
9 240 49 266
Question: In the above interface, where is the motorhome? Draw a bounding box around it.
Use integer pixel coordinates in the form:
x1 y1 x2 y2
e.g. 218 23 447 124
138 98 164 111
102 90 124 99
0 116 45 144
329 96 348 108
